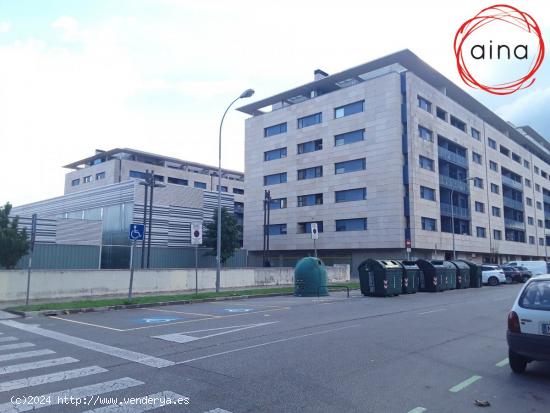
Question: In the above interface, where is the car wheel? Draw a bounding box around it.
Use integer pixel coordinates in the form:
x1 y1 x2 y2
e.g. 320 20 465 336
488 276 499 286
509 350 528 374
505 276 512 284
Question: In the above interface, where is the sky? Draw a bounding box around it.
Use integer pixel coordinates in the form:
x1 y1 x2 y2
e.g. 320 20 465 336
1 0 549 206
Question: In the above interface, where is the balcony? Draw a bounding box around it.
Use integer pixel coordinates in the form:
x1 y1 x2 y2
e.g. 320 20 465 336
544 194 550 205
439 175 469 193
438 147 468 168
440 203 470 219
504 218 525 230
501 175 523 190
503 197 524 211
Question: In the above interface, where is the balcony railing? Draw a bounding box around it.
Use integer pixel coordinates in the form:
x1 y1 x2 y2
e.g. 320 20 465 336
503 197 524 211
504 218 525 230
440 203 470 219
438 147 468 168
502 175 523 190
439 175 469 193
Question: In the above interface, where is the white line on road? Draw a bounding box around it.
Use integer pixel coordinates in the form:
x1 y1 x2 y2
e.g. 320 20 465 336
177 324 359 365
0 357 79 375
496 358 509 367
0 366 107 392
0 377 143 413
205 409 233 413
0 337 17 343
418 308 447 315
0 320 174 368
407 408 427 413
0 349 55 363
81 391 188 412
153 322 278 344
0 342 34 352
449 375 482 393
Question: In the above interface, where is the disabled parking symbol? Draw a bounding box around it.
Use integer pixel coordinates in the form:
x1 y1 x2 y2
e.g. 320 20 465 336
137 317 182 324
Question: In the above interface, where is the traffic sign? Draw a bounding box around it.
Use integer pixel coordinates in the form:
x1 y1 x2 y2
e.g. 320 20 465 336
405 239 411 248
191 222 202 245
129 224 145 241
311 223 319 240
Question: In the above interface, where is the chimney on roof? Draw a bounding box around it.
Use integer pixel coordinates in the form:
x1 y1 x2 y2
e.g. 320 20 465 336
314 69 329 81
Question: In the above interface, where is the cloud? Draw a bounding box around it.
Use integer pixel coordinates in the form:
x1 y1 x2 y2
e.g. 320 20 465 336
496 86 550 137
0 21 11 33
51 16 79 32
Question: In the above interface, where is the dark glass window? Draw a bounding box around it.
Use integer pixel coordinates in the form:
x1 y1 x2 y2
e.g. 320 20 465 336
472 152 482 164
417 96 432 113
264 172 287 185
297 139 322 154
297 166 322 180
269 198 287 209
419 156 434 171
264 122 287 137
334 100 364 118
418 125 433 142
264 147 287 161
233 188 244 194
476 226 486 238
95 172 106 180
83 175 91 183
475 202 485 212
420 186 435 201
492 206 501 217
335 129 364 146
474 177 483 188
168 177 188 186
335 158 366 174
71 178 80 186
519 280 550 311
512 152 522 163
297 112 322 129
436 107 447 121
335 188 367 203
216 185 228 192
297 193 323 207
488 138 497 149
194 181 207 189
450 115 466 132
471 127 480 140
489 161 498 171
267 224 287 235
298 221 324 234
493 229 502 240
421 217 437 231
129 170 147 179
335 218 367 231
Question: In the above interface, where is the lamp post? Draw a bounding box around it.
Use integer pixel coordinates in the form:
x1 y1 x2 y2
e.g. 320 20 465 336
216 88 255 293
451 176 476 260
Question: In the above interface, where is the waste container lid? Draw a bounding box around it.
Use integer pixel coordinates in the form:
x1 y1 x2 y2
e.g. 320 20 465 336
450 260 470 269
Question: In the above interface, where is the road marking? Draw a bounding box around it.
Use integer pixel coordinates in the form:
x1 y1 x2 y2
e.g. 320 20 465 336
80 391 188 412
205 409 233 413
496 358 509 367
0 366 107 392
449 375 482 393
48 317 125 331
177 324 359 365
0 357 79 375
407 408 427 413
145 308 222 318
0 377 143 413
0 342 34 351
0 320 174 368
418 308 447 315
0 349 55 363
153 322 278 344
0 337 17 343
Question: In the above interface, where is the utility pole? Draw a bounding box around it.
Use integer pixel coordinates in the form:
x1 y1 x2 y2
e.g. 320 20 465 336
139 170 150 268
262 190 271 266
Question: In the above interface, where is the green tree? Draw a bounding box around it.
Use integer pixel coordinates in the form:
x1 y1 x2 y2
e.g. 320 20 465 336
203 207 242 265
0 203 29 269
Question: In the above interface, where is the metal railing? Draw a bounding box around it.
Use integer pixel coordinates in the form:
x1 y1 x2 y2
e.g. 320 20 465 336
501 175 523 190
504 218 525 230
503 197 524 211
439 175 469 193
440 203 470 219
438 147 468 168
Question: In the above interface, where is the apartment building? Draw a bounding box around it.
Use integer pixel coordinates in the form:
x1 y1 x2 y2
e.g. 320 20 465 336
238 49 550 271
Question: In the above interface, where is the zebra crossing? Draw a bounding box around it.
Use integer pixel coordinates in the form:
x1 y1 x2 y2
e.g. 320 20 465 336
0 327 233 413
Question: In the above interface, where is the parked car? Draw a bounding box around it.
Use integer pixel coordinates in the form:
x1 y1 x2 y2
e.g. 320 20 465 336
480 265 506 286
504 261 547 276
507 275 550 373
502 266 532 283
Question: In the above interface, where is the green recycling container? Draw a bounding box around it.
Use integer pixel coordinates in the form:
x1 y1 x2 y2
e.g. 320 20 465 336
416 259 445 292
358 259 402 297
459 260 483 288
398 260 420 294
450 260 470 289
434 261 456 290
294 257 328 297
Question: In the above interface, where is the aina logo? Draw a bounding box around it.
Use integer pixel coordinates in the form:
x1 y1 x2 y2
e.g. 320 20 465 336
454 4 545 95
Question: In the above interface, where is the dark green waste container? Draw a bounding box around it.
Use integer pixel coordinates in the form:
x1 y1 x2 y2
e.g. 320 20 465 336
416 259 445 292
459 260 483 288
434 261 456 290
398 260 420 294
450 260 470 289
358 259 402 297
294 257 328 297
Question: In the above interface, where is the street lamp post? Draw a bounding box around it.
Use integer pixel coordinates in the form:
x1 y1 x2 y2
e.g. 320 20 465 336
216 88 255 293
451 177 476 260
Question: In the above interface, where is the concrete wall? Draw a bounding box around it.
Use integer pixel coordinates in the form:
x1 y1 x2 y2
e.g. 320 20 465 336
0 265 350 302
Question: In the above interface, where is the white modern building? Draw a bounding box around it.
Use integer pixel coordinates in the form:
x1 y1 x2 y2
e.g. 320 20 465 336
238 49 550 271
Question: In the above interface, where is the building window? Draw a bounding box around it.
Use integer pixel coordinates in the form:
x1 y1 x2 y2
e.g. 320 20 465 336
525 178 531 188
233 188 244 195
512 153 521 164
71 178 80 186
500 145 510 157
471 128 480 140
529 236 535 245
540 238 545 246
194 181 207 189
297 193 323 207
298 221 324 234
450 115 466 132
83 175 92 183
473 177 484 188
95 172 105 180
472 152 482 164
489 161 498 172
335 158 366 174
264 173 287 186
420 186 436 201
129 170 147 179
535 166 540 174
297 139 322 154
335 129 365 146
153 175 164 183
335 188 367 203
528 216 534 225
297 166 323 180
536 184 541 192
417 96 432 113
264 122 287 137
492 206 501 217
526 197 532 206
421 217 437 231
436 107 447 121
523 160 530 169
297 112 322 129
490 183 499 194
476 226 486 238
538 219 544 228
334 100 364 119
537 201 542 210
419 155 435 171
264 147 287 161
168 177 188 186
542 170 548 179
487 138 497 149
418 125 433 142
493 229 502 240
475 202 485 213
267 224 287 235
269 198 287 209
335 218 367 232
216 185 228 192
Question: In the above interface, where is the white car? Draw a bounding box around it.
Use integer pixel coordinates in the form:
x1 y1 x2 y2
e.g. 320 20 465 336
507 275 550 373
480 265 506 286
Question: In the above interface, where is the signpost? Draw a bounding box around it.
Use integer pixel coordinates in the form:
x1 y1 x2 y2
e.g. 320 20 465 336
310 223 319 258
25 214 37 306
128 224 145 299
191 222 203 294
405 239 412 260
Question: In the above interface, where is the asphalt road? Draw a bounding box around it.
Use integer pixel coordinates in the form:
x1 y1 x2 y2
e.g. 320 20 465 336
0 283 548 413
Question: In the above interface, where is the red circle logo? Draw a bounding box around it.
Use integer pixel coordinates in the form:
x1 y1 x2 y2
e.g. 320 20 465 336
454 4 545 95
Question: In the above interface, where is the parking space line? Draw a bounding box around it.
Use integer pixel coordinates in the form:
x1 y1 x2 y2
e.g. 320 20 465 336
0 337 18 343
0 357 79 375
449 375 482 393
0 349 55 363
0 342 34 351
496 358 509 367
48 317 125 331
418 308 446 315
407 408 427 413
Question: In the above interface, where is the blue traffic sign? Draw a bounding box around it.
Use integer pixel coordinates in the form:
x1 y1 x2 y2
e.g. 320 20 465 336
129 224 145 241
